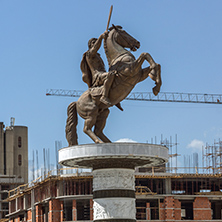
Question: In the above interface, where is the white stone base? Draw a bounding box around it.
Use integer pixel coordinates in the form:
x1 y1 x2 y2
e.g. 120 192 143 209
93 168 134 191
93 198 136 220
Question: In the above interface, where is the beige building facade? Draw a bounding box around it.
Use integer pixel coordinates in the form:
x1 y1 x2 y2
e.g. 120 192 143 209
0 122 28 183
0 120 28 219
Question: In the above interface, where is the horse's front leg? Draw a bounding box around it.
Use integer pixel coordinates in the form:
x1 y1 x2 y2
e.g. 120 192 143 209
136 53 162 95
136 52 156 69
151 64 162 95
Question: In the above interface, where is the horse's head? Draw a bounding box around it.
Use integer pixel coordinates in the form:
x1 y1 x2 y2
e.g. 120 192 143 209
109 25 140 51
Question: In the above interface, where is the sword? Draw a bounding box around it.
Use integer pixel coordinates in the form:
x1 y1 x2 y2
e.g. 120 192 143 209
106 5 113 31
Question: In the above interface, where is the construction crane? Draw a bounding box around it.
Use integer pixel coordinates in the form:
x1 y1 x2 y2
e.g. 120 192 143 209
46 89 222 105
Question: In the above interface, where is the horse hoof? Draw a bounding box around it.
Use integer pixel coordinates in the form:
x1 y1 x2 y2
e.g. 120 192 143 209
95 140 103 144
152 86 160 96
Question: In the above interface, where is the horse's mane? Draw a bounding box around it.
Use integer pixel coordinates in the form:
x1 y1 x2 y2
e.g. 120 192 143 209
104 25 123 67
104 33 112 67
108 25 122 31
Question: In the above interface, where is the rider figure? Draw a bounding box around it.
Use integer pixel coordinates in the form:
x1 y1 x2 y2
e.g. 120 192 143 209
80 31 115 106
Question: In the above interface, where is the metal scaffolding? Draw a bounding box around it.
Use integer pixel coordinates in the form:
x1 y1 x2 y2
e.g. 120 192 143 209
203 139 222 174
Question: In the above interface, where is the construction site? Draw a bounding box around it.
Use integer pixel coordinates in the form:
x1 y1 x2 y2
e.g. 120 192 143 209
1 137 221 222
1 92 222 222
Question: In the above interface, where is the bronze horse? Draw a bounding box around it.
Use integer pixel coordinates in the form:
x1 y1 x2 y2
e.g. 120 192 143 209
66 25 161 145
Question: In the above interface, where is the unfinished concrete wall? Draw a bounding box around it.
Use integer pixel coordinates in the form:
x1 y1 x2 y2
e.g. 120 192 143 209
5 128 14 176
13 126 28 183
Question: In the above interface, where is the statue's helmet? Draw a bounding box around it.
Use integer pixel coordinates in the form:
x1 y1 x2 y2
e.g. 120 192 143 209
88 38 97 49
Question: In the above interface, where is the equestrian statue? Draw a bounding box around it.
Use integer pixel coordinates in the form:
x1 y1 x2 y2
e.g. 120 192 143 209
65 9 161 145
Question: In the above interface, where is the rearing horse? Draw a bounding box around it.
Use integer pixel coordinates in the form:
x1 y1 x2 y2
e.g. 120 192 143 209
65 25 161 145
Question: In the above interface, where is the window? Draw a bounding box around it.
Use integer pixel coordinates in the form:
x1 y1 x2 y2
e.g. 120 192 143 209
18 155 22 166
18 136 22 148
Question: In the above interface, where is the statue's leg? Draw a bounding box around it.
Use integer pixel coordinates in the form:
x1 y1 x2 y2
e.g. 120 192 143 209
103 74 114 97
152 64 162 96
94 109 111 143
138 67 152 82
100 73 115 106
139 64 162 84
135 53 162 95
83 114 103 144
135 52 156 70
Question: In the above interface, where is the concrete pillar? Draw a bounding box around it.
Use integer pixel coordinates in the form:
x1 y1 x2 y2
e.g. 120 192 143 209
72 200 77 221
193 197 211 220
165 178 172 194
23 194 27 210
57 181 63 197
15 198 18 211
48 199 61 222
146 202 150 220
9 201 11 214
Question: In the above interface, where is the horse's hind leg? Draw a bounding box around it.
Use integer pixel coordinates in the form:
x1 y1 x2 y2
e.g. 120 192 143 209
83 115 103 144
94 109 111 143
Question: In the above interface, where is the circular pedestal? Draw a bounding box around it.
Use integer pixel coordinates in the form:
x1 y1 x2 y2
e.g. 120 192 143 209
59 143 168 169
59 143 168 222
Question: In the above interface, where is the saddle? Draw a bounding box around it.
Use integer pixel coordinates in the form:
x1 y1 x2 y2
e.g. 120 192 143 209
88 86 123 111
89 85 104 97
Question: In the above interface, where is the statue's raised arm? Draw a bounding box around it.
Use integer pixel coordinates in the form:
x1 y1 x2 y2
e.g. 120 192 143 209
80 31 116 106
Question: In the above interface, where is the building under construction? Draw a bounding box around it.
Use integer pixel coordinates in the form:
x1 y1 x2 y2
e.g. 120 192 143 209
5 139 222 222
4 167 222 222
0 135 221 222
0 120 28 220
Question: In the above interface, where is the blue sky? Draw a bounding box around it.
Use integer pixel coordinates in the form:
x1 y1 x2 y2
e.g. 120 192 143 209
1 1 222 173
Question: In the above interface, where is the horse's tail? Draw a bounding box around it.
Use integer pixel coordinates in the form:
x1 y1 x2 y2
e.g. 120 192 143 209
65 102 78 146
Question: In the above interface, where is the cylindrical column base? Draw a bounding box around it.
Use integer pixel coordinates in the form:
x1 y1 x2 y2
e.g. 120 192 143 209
93 168 136 222
93 198 136 221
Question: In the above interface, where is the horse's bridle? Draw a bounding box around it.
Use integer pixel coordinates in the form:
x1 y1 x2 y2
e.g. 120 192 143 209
112 24 139 51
